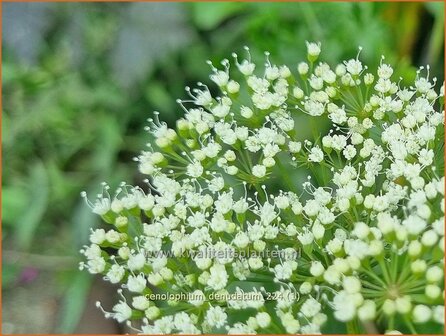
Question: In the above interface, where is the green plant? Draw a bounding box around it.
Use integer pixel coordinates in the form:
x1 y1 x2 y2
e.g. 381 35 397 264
81 42 444 334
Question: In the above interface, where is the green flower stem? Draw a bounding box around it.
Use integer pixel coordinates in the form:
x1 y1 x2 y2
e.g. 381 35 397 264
361 266 387 287
361 320 379 334
361 280 384 291
404 316 418 334
346 318 362 334
390 251 399 283
378 258 392 285
355 84 365 108
276 158 298 193
388 315 395 331
426 10 444 66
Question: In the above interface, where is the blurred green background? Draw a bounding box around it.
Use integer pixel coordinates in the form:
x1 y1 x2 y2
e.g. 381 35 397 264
2 2 444 333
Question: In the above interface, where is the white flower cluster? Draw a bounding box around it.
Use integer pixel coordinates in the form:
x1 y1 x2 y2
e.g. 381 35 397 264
81 42 444 334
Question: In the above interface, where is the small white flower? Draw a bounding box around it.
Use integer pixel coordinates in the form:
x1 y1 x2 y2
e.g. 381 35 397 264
308 146 324 162
301 297 321 317
127 274 147 293
132 295 151 310
343 276 361 294
90 229 106 245
426 266 443 283
112 301 132 323
298 62 309 75
87 257 106 274
205 306 227 328
358 300 376 321
127 253 146 271
378 63 393 79
210 70 229 87
333 291 356 321
273 263 293 280
343 145 356 160
252 164 266 178
413 305 432 323
306 41 321 58
207 264 228 290
310 261 325 277
189 290 206 306
256 312 271 328
345 59 363 76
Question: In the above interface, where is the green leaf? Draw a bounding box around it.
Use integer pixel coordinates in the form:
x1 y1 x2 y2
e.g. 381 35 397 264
92 116 122 173
2 186 28 226
425 2 444 19
1 263 21 288
15 162 49 250
72 199 98 248
145 82 176 113
1 61 18 85
321 309 347 334
111 3 194 88
190 2 246 30
56 271 92 333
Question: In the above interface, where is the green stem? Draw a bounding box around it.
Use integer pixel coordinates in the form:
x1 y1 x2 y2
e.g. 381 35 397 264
388 315 395 331
404 316 418 334
378 258 392 285
426 10 444 65
276 158 297 193
361 266 387 287
391 251 399 283
346 318 361 334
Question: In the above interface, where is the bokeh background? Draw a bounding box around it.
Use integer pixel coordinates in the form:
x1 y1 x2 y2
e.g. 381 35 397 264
2 2 444 334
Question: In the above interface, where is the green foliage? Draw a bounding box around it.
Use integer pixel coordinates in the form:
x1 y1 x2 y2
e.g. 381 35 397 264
2 2 443 333
56 272 92 333
14 162 49 250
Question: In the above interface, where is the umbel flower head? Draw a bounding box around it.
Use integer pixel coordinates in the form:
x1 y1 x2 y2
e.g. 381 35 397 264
80 42 444 334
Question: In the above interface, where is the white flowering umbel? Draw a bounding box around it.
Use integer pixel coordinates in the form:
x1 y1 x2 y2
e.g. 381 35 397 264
80 43 445 334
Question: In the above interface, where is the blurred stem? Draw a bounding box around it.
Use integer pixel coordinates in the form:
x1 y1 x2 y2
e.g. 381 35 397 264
404 316 417 334
309 117 320 143
361 321 379 334
346 319 361 334
426 11 444 65
276 158 296 193
3 250 77 270
388 315 395 331
320 164 329 186
378 258 392 285
298 2 323 40
391 250 399 283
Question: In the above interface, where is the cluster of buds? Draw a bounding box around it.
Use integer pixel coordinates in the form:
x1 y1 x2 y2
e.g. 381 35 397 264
81 42 444 334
